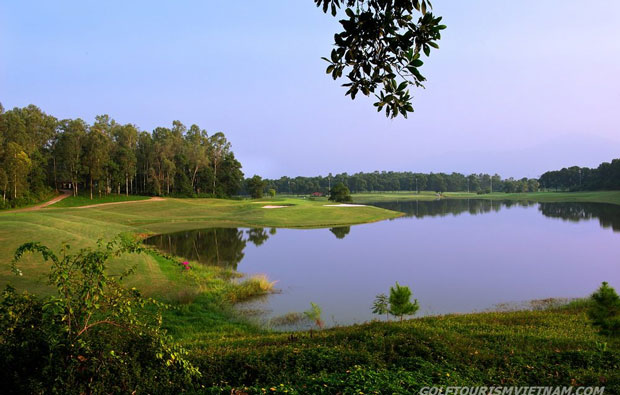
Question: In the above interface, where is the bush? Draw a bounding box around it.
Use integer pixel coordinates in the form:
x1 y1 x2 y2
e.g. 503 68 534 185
389 282 419 321
0 238 199 394
588 282 620 336
328 182 352 203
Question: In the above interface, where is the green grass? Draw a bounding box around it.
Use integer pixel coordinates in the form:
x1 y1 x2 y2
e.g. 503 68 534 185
3 192 620 392
352 190 620 206
0 197 401 295
49 193 151 208
186 305 620 393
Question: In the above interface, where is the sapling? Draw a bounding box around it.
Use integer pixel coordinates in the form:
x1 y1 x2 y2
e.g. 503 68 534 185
389 282 419 322
372 293 390 321
588 282 620 336
304 302 324 329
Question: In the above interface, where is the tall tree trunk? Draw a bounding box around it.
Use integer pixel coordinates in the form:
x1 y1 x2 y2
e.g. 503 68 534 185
14 172 17 199
53 157 58 192
212 162 218 195
125 174 129 196
90 173 93 200
192 166 199 193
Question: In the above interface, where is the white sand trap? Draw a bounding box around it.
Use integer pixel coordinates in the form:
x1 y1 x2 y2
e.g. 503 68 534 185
262 205 289 209
323 204 367 207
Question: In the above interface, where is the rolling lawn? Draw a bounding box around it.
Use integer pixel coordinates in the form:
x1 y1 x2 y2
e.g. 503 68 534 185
0 197 401 295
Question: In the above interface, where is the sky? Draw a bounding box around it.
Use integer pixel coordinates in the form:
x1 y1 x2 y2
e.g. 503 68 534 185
1 1 619 179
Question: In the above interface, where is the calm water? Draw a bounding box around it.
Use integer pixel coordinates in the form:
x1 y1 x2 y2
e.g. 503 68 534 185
145 200 620 327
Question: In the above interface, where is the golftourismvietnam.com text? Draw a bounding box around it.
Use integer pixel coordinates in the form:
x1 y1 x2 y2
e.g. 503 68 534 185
419 386 604 395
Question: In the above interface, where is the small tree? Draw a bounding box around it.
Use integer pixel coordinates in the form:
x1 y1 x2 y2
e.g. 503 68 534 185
329 182 352 203
2 237 199 393
247 175 266 199
304 302 324 329
268 188 276 197
372 293 390 321
588 282 620 336
389 282 419 322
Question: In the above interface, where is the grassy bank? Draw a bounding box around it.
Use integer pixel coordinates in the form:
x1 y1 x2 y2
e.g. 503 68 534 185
0 197 400 295
352 190 620 206
3 193 619 392
50 193 151 208
185 303 619 393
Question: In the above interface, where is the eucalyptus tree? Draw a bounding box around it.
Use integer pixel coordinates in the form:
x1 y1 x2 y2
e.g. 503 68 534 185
0 169 7 203
111 123 138 195
316 0 445 118
209 132 231 195
185 124 210 193
136 131 155 194
83 127 111 199
215 152 244 197
4 142 31 199
55 119 87 196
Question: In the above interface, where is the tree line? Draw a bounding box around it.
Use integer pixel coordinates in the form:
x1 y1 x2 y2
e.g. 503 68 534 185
261 171 540 195
0 103 243 207
539 159 620 191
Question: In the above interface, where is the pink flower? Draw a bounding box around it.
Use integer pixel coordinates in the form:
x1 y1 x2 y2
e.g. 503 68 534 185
181 261 190 270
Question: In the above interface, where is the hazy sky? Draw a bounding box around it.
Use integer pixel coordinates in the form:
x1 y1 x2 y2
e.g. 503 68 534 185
2 1 619 179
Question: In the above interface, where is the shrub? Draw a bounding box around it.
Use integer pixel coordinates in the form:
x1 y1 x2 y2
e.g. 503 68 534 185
329 182 352 203
389 282 419 322
588 282 620 336
0 238 199 393
372 293 390 320
304 302 324 329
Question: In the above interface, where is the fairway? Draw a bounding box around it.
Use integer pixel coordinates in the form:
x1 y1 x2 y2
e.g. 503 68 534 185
0 197 401 296
352 190 620 205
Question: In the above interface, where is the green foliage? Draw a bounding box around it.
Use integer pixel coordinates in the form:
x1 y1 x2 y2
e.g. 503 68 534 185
329 182 352 202
268 188 276 197
304 302 324 329
247 175 266 199
0 104 245 206
317 0 445 118
263 171 540 195
372 292 389 320
588 282 620 336
388 282 419 321
1 238 199 393
188 307 620 393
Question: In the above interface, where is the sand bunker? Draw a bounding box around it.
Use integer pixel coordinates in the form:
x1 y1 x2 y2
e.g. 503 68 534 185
323 204 367 207
262 205 289 209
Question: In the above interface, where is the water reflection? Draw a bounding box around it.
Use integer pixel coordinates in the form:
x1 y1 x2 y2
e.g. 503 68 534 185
539 202 620 231
371 199 537 218
329 226 351 239
144 201 620 270
143 200 620 325
145 228 250 269
370 199 620 231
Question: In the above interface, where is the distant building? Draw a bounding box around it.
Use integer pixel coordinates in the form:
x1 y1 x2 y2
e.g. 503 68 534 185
311 192 323 197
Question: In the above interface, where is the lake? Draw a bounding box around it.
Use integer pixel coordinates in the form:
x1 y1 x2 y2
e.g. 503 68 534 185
144 200 620 328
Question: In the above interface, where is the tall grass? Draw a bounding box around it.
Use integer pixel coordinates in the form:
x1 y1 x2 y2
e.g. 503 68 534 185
228 274 276 303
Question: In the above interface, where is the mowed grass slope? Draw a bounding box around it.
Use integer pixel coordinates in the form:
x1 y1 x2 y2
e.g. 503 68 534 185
50 193 151 208
0 197 401 295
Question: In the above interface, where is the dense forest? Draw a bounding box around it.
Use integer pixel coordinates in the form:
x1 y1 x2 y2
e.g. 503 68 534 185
539 159 620 191
262 171 540 195
0 103 243 208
